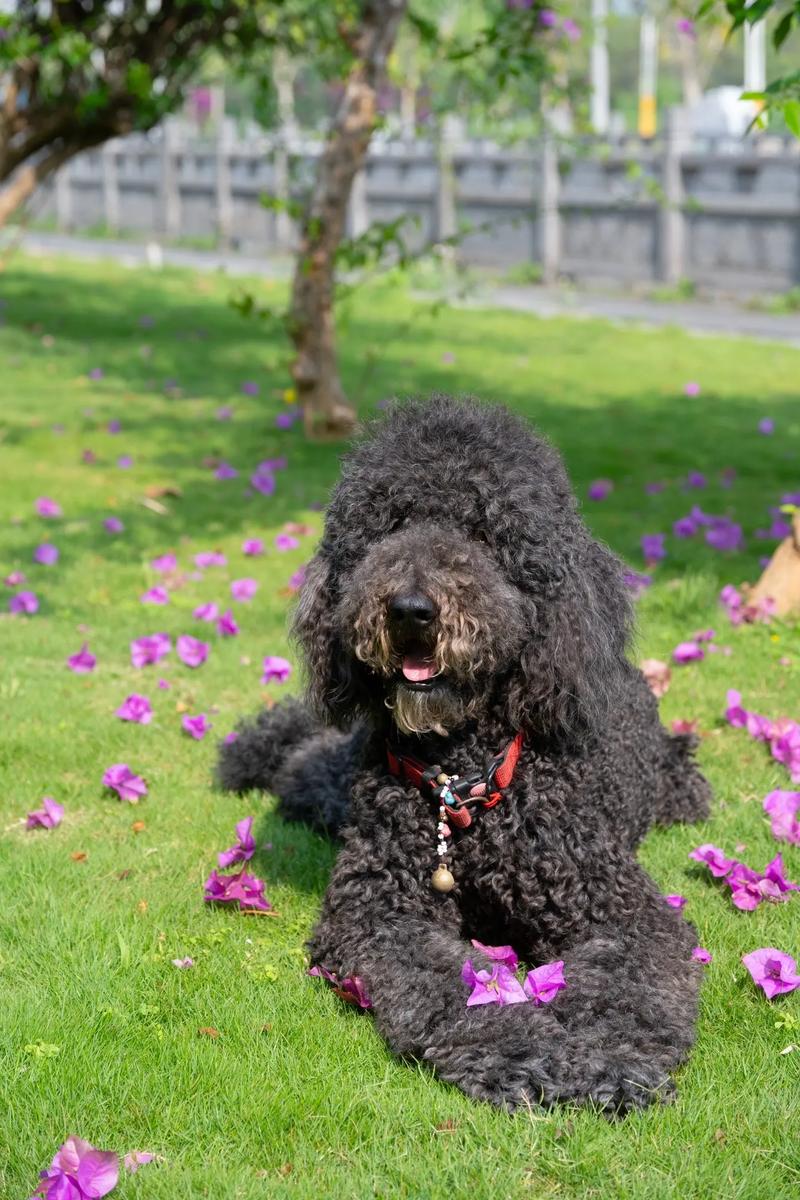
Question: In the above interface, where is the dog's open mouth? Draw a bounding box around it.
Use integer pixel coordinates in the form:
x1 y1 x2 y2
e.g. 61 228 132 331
398 651 442 691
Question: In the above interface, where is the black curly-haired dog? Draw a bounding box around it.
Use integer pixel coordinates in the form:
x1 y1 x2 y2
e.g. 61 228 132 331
219 395 711 1112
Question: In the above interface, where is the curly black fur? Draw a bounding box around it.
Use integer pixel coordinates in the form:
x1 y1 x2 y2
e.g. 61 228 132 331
219 395 711 1113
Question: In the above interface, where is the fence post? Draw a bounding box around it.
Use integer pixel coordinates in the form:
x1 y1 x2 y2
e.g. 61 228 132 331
55 160 72 231
540 131 561 284
660 106 689 284
160 121 180 238
102 141 119 234
216 122 233 248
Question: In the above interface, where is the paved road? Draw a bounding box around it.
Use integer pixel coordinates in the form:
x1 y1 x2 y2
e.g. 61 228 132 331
12 230 800 347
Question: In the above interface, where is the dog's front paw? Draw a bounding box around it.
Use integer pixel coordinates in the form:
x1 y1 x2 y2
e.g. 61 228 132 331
586 1059 676 1114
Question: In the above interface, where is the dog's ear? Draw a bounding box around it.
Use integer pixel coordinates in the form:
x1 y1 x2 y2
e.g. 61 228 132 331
292 553 357 726
506 535 632 741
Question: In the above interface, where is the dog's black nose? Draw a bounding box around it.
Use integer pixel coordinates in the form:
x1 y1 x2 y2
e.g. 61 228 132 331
388 593 438 626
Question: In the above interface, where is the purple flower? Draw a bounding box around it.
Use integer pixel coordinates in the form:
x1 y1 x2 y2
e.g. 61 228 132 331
216 405 234 421
9 590 38 614
140 586 169 605
641 533 666 563
103 516 124 534
461 960 528 1007
692 946 712 963
117 454 133 469
288 566 307 591
124 1150 156 1173
706 518 743 553
275 412 295 430
742 948 800 999
67 643 96 674
689 844 736 878
241 379 260 395
673 641 704 664
214 462 238 480
587 479 613 501
115 694 153 724
103 763 148 802
262 655 292 684
35 496 62 518
758 418 775 435
170 959 194 971
157 677 170 690
308 965 373 1008
683 381 701 397
242 538 264 556
676 17 696 38
763 790 800 845
26 797 64 830
539 7 557 25
182 712 211 740
150 553 177 574
195 551 226 569
218 815 256 867
685 471 705 490
217 609 239 637
131 633 171 667
641 658 671 698
203 868 271 912
561 16 580 40
33 1135 119 1199
275 533 300 552
4 570 26 587
88 367 104 380
177 634 209 668
193 601 219 622
230 578 257 603
523 960 567 1006
665 894 687 909
762 853 799 894
470 939 519 971
250 465 276 495
623 570 652 598
673 516 698 538
34 543 59 565
107 418 122 433
645 481 665 495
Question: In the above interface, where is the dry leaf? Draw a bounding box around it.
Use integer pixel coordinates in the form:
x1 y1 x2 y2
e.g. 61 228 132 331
137 899 148 914
714 1129 726 1145
71 851 87 862
139 497 168 516
278 1163 293 1177
117 869 132 881
145 483 182 499
198 1026 219 1039
131 820 146 833
434 1119 458 1133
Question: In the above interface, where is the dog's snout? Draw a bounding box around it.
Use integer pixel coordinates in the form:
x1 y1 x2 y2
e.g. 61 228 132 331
388 592 438 626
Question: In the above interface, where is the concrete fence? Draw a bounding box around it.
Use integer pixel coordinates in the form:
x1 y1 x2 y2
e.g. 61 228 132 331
34 114 800 292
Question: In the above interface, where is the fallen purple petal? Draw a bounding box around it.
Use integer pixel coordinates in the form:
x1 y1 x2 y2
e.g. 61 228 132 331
115 693 153 724
275 533 300 552
461 960 528 1007
217 610 239 637
689 844 735 878
35 496 62 518
242 538 264 556
665 894 687 909
34 1135 119 1200
641 533 666 563
193 602 219 622
182 712 211 740
103 516 124 534
673 641 704 664
262 655 292 684
140 586 170 605
763 790 800 845
742 948 800 999
103 763 148 803
9 590 38 614
67 643 96 673
692 947 712 963
33 543 59 565
177 634 209 668
469 939 519 971
195 551 226 569
26 797 64 830
231 578 258 602
523 960 567 1006
150 553 177 573
203 868 271 912
131 633 171 668
218 815 256 868
587 479 613 501
124 1151 156 1173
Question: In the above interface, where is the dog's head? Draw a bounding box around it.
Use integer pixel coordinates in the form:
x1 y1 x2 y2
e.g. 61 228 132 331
294 396 632 741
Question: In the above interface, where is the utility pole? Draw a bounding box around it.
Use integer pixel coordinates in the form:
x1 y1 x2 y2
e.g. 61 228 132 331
591 0 610 135
638 8 659 138
743 6 766 95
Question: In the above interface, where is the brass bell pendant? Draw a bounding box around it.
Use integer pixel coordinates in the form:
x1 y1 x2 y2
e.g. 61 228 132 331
431 865 455 893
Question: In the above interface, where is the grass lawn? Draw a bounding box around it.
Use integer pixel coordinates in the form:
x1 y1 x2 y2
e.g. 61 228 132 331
2 253 800 1200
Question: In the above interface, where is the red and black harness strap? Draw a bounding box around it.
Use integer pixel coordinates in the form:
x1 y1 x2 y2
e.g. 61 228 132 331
386 732 524 830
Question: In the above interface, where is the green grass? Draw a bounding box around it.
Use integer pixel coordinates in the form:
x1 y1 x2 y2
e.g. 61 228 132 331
2 253 800 1200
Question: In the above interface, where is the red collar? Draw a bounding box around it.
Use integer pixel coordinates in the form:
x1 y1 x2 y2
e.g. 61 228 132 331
386 732 524 830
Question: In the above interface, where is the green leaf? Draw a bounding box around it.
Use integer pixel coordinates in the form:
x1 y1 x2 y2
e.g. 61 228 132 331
783 100 800 137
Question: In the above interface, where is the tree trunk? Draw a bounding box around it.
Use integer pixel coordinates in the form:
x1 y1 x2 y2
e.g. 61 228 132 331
288 0 407 439
0 144 80 231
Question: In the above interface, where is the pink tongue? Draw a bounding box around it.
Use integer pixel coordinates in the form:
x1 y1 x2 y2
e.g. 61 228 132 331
402 655 437 682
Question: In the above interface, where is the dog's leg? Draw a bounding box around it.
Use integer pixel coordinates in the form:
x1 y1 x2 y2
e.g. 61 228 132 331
651 728 711 827
310 840 700 1113
216 697 322 793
